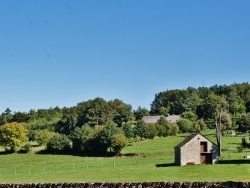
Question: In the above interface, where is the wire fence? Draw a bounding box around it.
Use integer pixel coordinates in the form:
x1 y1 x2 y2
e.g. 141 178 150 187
0 155 173 177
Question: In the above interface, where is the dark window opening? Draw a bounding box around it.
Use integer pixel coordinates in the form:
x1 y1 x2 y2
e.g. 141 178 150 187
200 141 208 152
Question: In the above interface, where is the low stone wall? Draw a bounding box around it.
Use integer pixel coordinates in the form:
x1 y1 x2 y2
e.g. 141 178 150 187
0 182 249 188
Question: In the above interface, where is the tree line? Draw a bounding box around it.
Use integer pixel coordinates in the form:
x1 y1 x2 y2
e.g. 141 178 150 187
0 82 250 154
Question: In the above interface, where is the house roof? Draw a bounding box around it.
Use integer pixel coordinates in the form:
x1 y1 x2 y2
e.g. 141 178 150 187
142 115 181 124
142 116 161 124
175 133 217 148
166 114 181 122
175 133 199 148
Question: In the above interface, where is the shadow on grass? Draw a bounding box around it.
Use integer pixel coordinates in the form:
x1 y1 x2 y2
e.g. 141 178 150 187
155 163 176 167
0 150 14 155
219 159 250 164
35 149 118 157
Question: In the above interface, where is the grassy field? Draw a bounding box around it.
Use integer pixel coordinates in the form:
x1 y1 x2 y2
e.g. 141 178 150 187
0 130 250 183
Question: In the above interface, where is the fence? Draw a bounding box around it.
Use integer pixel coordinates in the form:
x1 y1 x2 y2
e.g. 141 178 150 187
0 155 171 178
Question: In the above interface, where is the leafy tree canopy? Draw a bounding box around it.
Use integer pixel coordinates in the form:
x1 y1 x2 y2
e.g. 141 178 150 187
0 122 28 152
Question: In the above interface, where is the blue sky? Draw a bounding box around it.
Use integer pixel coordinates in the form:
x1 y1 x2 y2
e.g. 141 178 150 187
1 1 250 113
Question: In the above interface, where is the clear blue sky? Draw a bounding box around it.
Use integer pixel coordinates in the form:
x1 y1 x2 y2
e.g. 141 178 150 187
1 1 250 113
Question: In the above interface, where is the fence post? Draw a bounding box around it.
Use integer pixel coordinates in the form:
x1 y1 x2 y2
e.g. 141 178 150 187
72 164 75 172
113 161 116 168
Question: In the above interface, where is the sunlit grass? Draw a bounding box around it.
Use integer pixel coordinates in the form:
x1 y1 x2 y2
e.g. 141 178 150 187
0 129 249 183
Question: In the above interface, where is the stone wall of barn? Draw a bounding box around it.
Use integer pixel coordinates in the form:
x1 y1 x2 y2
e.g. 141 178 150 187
179 134 219 166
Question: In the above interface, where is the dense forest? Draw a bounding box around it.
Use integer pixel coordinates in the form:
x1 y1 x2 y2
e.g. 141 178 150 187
0 82 250 155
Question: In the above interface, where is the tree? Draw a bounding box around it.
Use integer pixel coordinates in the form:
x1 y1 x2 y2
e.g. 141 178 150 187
215 112 222 157
111 99 134 127
70 124 94 153
46 134 71 153
177 119 193 133
219 112 232 131
134 106 150 120
236 113 250 132
181 111 198 122
193 119 207 133
111 134 128 153
157 116 168 137
147 124 158 139
0 122 28 152
90 121 122 154
0 108 13 125
34 130 57 146
133 120 149 140
123 122 135 139
77 98 112 126
196 93 227 120
12 111 30 123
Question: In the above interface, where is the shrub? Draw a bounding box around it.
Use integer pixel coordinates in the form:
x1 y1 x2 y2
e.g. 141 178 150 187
111 134 128 153
23 143 31 153
34 130 56 146
177 119 193 133
46 134 71 153
147 124 158 139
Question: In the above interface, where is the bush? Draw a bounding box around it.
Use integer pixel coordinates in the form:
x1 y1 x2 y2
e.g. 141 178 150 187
147 124 158 139
177 119 193 133
34 130 56 146
111 134 128 153
46 134 71 153
23 143 31 153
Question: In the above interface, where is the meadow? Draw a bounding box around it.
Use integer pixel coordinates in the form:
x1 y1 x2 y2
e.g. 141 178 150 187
0 130 250 183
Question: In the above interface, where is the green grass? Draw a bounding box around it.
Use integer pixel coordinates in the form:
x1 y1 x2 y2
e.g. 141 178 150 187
0 130 250 183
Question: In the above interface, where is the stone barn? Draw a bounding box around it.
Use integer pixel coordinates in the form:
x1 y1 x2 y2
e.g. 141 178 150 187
174 133 219 166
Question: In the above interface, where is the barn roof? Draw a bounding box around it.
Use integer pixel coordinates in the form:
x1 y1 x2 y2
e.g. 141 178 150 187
175 133 217 148
175 133 199 148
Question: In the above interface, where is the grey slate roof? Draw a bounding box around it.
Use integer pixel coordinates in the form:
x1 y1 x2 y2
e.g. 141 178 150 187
175 133 218 148
166 114 181 122
174 133 199 148
142 115 181 124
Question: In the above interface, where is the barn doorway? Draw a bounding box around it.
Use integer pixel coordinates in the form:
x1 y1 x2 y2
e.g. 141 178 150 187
200 153 212 164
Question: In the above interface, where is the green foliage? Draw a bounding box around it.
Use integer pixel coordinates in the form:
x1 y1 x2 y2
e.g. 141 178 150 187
88 121 123 154
23 143 31 153
70 124 94 153
219 112 232 131
156 116 168 137
46 134 71 153
133 106 150 120
177 119 193 133
151 83 250 121
133 120 149 140
34 130 57 146
167 123 179 136
123 122 135 139
159 107 169 116
0 122 28 152
196 93 227 120
242 137 250 148
12 112 30 123
193 119 207 132
181 111 198 122
111 99 134 127
236 113 250 132
111 133 128 153
0 108 13 125
147 124 158 139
